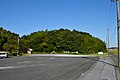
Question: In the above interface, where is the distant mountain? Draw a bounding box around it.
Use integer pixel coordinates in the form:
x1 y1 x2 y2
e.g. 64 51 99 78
109 47 118 50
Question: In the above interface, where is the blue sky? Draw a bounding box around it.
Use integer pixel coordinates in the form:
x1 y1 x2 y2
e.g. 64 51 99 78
0 0 118 47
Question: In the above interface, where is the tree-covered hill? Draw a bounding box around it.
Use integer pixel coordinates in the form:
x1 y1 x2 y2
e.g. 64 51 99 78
21 29 106 54
0 27 106 54
0 27 19 53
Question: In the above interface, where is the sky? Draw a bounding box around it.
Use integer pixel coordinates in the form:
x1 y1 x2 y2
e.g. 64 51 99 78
0 0 118 47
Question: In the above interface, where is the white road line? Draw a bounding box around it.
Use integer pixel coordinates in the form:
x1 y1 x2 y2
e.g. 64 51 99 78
17 61 32 64
0 64 47 70
0 66 14 69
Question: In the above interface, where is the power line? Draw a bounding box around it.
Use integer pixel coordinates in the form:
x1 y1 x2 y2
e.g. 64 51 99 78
107 2 116 28
106 1 116 48
112 0 120 67
111 0 115 2
110 0 120 67
110 27 117 46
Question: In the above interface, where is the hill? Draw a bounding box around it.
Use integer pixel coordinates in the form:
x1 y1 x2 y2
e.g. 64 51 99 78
0 27 106 54
21 28 106 54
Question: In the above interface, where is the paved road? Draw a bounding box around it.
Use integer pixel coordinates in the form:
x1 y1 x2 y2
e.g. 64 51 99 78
0 56 99 80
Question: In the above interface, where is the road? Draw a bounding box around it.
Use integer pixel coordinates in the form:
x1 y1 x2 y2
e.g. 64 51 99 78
0 55 99 80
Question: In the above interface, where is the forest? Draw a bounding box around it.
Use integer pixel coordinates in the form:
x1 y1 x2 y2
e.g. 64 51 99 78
0 27 19 54
0 27 106 55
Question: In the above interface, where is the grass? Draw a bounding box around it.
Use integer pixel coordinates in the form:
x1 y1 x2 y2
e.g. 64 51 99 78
109 49 118 55
21 54 29 56
88 52 108 56
24 51 110 57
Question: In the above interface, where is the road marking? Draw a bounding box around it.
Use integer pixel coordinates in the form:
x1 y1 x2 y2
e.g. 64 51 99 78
17 61 32 64
0 66 14 69
0 66 27 70
77 61 98 80
0 64 47 70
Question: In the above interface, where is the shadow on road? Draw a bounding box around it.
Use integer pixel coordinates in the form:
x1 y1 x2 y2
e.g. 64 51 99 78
81 56 118 67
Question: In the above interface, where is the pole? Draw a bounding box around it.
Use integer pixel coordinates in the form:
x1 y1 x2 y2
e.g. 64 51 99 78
17 37 19 55
116 0 120 67
107 29 110 54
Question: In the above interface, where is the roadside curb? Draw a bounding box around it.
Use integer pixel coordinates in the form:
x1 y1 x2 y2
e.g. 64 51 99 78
29 54 98 57
78 56 116 80
109 56 120 80
116 67 120 80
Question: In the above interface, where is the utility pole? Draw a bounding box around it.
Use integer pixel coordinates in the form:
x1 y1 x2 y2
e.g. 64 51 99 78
116 0 120 67
111 0 120 67
107 29 110 54
17 37 20 55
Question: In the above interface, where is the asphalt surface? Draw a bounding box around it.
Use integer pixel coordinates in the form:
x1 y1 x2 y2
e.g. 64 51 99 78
109 52 120 80
109 52 118 65
0 56 99 80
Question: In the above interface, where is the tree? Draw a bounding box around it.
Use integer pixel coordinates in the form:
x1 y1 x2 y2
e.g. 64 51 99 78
2 43 16 52
0 27 19 54
0 27 106 54
20 29 106 54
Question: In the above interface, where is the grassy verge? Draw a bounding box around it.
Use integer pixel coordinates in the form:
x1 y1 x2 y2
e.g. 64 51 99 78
109 50 118 55
85 52 108 56
23 52 109 57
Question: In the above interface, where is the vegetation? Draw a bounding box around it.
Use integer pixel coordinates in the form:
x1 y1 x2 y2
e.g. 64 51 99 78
21 28 106 54
0 27 19 55
109 49 118 55
0 27 106 55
